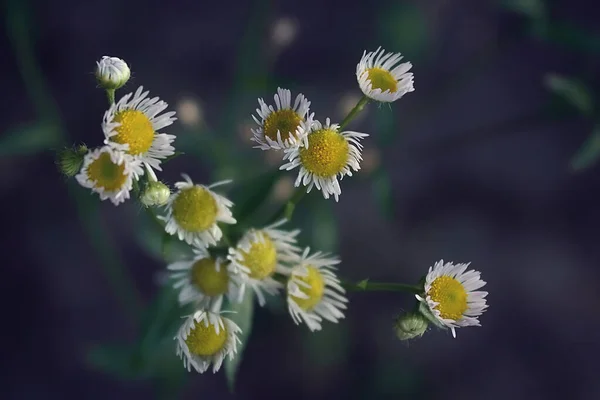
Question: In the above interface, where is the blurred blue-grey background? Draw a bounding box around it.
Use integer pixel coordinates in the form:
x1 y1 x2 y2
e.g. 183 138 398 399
3 0 600 399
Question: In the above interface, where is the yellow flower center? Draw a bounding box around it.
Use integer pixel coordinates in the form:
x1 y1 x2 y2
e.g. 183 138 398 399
240 232 277 280
185 319 228 357
172 186 218 232
290 266 325 311
263 109 302 142
190 258 229 296
429 276 468 321
366 67 398 93
299 128 349 177
86 152 127 191
112 109 155 155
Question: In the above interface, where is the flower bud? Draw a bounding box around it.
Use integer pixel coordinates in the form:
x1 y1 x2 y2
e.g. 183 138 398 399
56 144 88 177
393 312 429 341
141 180 171 207
95 56 130 90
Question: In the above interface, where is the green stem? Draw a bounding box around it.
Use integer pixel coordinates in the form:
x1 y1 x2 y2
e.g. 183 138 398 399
106 89 115 105
339 95 370 131
267 187 307 224
343 281 422 294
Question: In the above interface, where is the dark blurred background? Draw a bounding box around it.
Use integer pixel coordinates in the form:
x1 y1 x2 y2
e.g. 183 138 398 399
3 0 600 398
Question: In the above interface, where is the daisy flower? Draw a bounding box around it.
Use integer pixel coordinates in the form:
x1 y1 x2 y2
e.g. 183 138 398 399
75 145 142 206
251 87 313 150
280 118 368 202
227 220 300 306
284 247 348 332
356 47 414 103
161 174 236 246
167 242 240 311
416 259 489 338
102 86 177 176
175 310 242 374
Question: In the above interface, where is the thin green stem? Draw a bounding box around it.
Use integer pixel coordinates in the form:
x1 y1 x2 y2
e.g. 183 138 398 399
339 95 370 131
267 187 307 224
343 281 422 294
106 89 115 105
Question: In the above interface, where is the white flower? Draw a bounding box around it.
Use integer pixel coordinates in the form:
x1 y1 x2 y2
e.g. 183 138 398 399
95 56 130 90
280 118 368 202
175 310 242 374
251 87 313 150
356 47 414 102
284 247 348 332
102 86 177 176
167 243 240 311
416 259 489 338
75 145 142 206
227 220 300 306
160 174 236 246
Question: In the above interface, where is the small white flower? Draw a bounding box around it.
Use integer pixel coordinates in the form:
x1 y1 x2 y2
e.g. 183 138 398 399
251 87 313 150
356 47 414 102
284 247 348 332
102 86 177 177
175 310 242 374
280 118 368 202
416 259 489 338
95 56 130 90
75 146 142 206
227 220 300 306
160 174 236 246
167 243 240 311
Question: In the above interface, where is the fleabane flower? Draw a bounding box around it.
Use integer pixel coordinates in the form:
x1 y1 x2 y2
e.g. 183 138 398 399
75 146 142 206
102 86 177 176
356 47 414 103
175 310 242 374
284 248 348 332
167 242 239 311
227 220 300 306
95 56 130 90
416 259 488 338
281 118 368 201
161 174 236 246
251 87 313 150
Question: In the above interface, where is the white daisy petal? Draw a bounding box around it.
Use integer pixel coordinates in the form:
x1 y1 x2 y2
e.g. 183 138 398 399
356 47 414 103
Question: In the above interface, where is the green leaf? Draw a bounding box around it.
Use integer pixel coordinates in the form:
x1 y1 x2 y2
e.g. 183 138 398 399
544 74 594 116
356 279 370 290
0 122 62 157
372 168 394 219
570 126 600 172
232 169 283 226
224 290 255 392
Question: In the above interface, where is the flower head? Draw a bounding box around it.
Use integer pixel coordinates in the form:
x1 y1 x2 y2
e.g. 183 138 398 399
175 310 242 373
394 312 429 341
285 248 348 332
356 47 414 103
102 86 177 176
416 260 488 338
75 146 142 205
161 174 236 246
281 118 368 201
227 220 300 306
56 144 88 177
251 87 313 150
95 56 130 90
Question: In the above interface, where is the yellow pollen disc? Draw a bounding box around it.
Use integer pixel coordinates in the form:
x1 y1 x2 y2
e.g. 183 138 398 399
429 276 468 321
191 258 229 296
240 232 277 280
366 67 398 93
290 266 325 311
86 152 127 191
263 109 302 142
299 128 349 177
185 320 228 357
172 186 218 232
112 109 155 155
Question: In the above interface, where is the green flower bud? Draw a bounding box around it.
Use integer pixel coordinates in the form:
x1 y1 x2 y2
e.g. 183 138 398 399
393 312 429 341
95 56 130 90
56 144 88 177
141 180 171 207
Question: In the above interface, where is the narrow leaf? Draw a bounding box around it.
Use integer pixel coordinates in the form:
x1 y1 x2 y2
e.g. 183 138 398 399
570 126 600 172
0 122 62 157
544 74 594 116
224 290 255 392
357 279 370 290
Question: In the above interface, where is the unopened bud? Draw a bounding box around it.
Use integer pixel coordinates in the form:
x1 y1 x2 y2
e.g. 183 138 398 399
141 180 171 207
96 56 130 90
393 312 429 341
56 144 88 177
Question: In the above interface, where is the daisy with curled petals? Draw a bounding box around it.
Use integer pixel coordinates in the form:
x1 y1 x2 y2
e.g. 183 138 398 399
167 242 240 311
227 220 300 306
75 145 142 206
285 247 348 332
280 118 368 202
356 46 414 103
161 174 236 246
251 87 313 150
416 259 488 338
175 310 242 374
102 86 177 176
